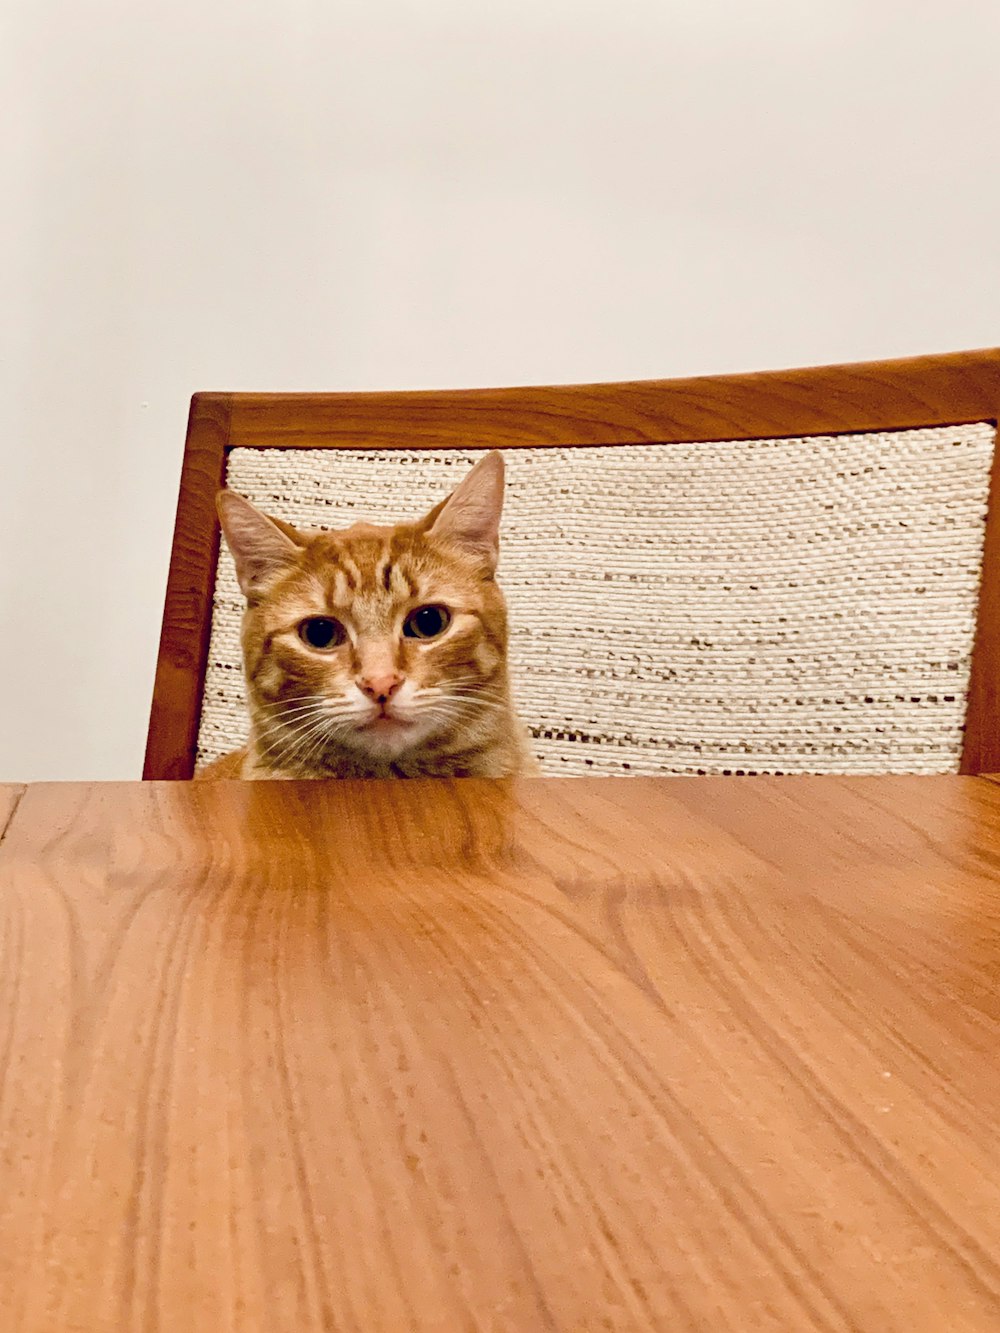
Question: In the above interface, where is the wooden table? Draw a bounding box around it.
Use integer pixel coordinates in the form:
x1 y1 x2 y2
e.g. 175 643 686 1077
2 776 999 1331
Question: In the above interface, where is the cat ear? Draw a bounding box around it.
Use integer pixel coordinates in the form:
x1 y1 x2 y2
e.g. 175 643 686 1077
216 490 302 597
426 451 505 568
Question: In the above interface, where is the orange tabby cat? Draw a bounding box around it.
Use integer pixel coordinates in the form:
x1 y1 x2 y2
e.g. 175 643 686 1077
197 451 536 780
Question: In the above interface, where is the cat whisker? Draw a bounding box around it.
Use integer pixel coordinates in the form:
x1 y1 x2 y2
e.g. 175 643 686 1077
254 709 331 739
446 700 511 714
257 698 368 734
416 696 508 716
436 696 512 715
439 684 512 703
261 691 370 713
261 701 348 722
296 721 339 768
254 715 342 762
256 711 332 737
416 679 510 702
447 675 507 686
259 698 328 716
414 701 508 729
263 711 347 768
430 682 505 701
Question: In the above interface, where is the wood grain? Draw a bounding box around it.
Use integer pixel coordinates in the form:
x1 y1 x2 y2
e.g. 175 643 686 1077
2 775 1000 1330
962 420 1000 774
144 349 1000 780
225 347 1000 447
143 394 229 780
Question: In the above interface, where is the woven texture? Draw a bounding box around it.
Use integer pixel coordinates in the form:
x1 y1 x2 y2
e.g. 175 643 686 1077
198 426 994 775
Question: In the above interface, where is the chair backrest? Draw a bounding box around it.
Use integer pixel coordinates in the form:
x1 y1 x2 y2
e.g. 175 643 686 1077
144 350 1000 780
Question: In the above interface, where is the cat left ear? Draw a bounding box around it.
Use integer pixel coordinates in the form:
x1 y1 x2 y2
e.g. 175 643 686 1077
217 490 302 597
426 451 505 569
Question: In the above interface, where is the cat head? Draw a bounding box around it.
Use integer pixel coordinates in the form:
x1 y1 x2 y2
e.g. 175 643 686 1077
217 451 510 767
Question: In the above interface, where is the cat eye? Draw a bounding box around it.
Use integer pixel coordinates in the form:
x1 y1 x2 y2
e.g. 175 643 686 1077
403 605 451 640
298 616 346 650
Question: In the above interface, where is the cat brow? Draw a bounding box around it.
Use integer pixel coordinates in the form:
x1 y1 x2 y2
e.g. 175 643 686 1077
337 557 360 591
313 564 353 609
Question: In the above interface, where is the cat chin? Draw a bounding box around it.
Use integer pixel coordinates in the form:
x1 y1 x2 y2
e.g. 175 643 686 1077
345 715 434 759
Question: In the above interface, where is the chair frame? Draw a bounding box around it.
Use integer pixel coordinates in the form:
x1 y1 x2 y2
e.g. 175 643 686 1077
143 348 1000 779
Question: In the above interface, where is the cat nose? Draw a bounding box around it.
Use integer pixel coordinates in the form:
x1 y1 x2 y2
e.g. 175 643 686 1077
358 671 403 704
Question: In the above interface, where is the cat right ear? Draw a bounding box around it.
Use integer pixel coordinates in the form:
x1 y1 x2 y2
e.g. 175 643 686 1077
425 451 505 569
216 491 301 597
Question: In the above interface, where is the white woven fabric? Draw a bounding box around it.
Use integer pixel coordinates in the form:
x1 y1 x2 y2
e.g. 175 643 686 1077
197 426 994 775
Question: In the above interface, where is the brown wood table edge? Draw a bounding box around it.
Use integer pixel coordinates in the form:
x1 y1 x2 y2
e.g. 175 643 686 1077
143 349 1000 781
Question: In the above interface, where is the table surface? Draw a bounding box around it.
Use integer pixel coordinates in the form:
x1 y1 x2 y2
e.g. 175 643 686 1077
2 775 1000 1331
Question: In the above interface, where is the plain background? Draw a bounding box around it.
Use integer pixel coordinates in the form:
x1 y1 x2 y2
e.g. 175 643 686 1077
3 1 1000 781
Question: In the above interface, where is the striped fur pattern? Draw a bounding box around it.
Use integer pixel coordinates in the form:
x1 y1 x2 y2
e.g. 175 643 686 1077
198 452 535 780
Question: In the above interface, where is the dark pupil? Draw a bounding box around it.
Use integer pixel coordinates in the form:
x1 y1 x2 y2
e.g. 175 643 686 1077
303 618 339 648
413 606 445 637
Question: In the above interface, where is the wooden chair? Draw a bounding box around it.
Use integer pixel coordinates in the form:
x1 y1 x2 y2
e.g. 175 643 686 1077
144 349 1000 780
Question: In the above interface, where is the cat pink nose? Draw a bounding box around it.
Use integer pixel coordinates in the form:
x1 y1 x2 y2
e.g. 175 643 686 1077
358 671 403 704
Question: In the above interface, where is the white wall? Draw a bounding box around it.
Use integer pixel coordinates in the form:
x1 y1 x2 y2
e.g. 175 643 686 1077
4 0 1000 781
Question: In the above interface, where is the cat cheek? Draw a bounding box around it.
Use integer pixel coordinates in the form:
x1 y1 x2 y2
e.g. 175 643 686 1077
254 658 286 698
400 645 428 684
322 664 354 696
474 642 501 676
